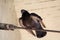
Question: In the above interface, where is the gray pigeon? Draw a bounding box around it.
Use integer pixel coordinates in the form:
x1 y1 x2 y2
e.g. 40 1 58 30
19 9 47 38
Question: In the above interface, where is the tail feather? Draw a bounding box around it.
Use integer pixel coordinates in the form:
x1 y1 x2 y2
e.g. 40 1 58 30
36 30 47 38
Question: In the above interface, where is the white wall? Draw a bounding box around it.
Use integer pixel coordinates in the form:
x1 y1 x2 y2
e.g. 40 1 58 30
14 0 60 40
0 0 20 40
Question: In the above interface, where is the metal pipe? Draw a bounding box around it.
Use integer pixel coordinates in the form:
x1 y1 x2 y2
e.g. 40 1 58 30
0 23 60 33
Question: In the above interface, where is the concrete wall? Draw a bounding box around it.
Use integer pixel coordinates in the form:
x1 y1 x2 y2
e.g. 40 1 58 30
0 0 20 40
14 0 60 40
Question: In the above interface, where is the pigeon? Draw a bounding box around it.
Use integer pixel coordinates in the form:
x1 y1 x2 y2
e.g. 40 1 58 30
19 9 47 38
